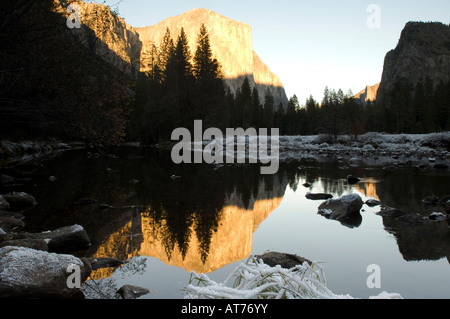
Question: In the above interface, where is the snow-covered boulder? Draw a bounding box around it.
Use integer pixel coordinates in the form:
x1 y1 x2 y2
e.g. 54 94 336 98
0 246 91 298
318 194 364 227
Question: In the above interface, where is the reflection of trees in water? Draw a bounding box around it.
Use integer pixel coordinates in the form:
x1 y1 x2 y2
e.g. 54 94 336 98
22 147 450 267
126 149 289 266
140 164 289 265
295 162 354 196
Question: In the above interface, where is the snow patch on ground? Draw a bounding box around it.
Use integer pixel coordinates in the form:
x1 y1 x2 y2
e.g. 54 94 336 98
278 132 450 155
184 256 403 300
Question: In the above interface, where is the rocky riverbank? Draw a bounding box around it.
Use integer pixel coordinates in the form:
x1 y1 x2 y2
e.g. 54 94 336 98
0 139 76 165
0 191 149 299
277 132 450 168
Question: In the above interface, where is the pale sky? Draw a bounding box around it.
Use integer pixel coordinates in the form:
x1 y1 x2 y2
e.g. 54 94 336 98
93 0 450 104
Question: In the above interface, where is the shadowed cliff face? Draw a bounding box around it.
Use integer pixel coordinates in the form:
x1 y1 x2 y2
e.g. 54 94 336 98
136 8 288 108
377 22 450 102
54 0 142 77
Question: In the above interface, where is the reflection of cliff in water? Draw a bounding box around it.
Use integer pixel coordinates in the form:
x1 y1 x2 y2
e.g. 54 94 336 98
62 148 290 275
140 179 285 273
89 173 287 275
17 150 450 278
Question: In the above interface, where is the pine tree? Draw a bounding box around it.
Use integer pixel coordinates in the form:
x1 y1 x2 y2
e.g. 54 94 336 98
239 77 253 127
252 86 261 128
163 27 194 130
192 24 224 126
193 24 221 82
160 27 175 74
286 95 299 134
263 88 274 128
305 95 319 134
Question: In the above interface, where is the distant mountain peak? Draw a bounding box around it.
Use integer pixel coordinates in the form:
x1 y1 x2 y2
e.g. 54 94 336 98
354 83 380 104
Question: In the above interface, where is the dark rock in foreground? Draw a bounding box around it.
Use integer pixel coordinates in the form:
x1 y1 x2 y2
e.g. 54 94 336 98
429 212 447 221
116 285 150 299
85 257 126 270
254 252 312 269
346 175 360 185
34 224 91 253
0 196 9 210
422 196 439 206
0 238 48 251
365 199 382 207
0 216 25 233
2 192 37 210
306 193 333 200
2 224 91 253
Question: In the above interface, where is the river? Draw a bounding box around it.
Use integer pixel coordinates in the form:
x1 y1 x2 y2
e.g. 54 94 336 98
3 145 449 299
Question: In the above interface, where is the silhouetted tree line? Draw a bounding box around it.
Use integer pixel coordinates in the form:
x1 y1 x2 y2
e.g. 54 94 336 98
2 1 449 146
130 22 450 145
265 79 450 139
368 78 450 134
128 25 284 143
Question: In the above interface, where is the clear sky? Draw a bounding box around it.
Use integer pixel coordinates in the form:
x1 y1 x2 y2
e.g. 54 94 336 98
95 0 450 104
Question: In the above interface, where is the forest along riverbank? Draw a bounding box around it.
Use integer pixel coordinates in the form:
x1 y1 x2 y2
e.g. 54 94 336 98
0 133 449 299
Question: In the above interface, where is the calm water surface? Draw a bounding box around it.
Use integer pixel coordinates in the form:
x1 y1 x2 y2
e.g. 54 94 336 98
5 146 450 299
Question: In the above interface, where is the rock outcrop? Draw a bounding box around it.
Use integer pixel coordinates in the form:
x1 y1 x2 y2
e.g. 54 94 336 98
254 252 312 269
136 8 288 108
377 22 450 102
318 194 364 228
0 246 91 298
53 3 288 107
354 83 380 104
53 0 142 77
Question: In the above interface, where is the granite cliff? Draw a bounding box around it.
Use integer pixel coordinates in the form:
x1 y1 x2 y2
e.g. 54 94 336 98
54 0 142 77
56 3 288 108
354 83 380 104
136 8 288 108
377 22 450 102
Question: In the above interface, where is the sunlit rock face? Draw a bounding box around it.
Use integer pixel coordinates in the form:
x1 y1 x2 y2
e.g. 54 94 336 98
136 8 289 108
354 83 380 104
54 3 288 107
